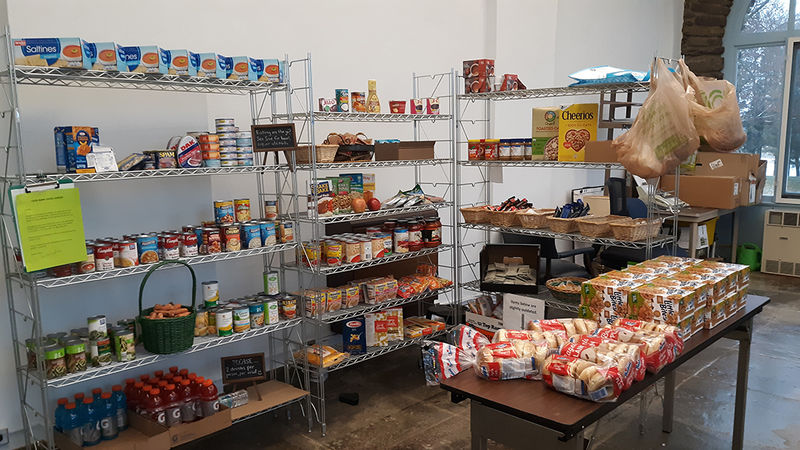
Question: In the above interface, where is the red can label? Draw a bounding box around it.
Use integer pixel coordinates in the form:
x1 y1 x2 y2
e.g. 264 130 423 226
181 232 198 257
94 244 114 271
204 229 221 254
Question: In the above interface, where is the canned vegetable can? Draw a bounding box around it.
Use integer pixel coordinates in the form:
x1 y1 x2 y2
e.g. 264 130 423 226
202 281 219 308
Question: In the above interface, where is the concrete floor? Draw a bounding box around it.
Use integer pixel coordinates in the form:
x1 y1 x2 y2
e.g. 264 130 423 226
180 272 800 449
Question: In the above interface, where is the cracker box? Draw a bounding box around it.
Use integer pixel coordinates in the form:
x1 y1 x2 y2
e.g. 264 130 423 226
677 314 693 340
365 312 389 347
705 297 727 329
55 126 100 173
217 55 233 79
651 255 702 268
164 49 196 76
657 274 710 309
251 58 283 83
579 276 643 326
342 319 366 355
385 307 404 342
13 38 90 69
190 52 227 78
558 103 598 162
604 269 657 283
228 56 253 81
116 46 167 74
682 268 728 303
531 107 559 161
339 173 364 192
629 284 696 326
83 42 125 71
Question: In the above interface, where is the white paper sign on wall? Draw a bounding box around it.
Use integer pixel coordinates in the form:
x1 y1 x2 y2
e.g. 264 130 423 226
502 293 545 330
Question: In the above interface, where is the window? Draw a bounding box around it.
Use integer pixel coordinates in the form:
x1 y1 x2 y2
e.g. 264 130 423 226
778 39 800 200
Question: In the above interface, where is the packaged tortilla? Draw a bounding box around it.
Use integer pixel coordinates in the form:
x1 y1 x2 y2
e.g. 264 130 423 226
541 354 626 402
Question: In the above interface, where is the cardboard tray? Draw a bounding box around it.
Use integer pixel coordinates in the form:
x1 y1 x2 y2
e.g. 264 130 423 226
374 141 435 161
226 380 309 422
480 243 540 294
54 413 172 450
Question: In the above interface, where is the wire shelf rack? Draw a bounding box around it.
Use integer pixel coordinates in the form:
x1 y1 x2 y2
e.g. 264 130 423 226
286 244 452 275
461 279 579 313
9 165 286 184
310 286 454 324
290 202 452 224
293 159 452 170
277 111 451 122
458 82 649 101
25 243 298 288
36 318 303 388
459 223 675 250
7 66 286 94
231 392 309 424
459 160 624 170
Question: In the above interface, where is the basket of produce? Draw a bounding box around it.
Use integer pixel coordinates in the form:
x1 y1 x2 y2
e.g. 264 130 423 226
487 197 533 227
576 215 633 237
137 260 196 354
609 218 663 242
460 206 491 224
519 209 556 229
545 277 587 304
291 145 338 164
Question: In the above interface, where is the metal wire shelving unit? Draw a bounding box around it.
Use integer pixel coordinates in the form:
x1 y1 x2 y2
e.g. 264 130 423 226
0 34 310 448
279 54 458 436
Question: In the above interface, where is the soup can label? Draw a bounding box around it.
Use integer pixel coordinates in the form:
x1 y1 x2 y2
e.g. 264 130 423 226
180 232 198 257
202 281 219 308
393 228 409 254
265 300 280 324
203 228 221 254
161 234 180 260
216 309 233 336
249 302 264 328
280 221 294 243
223 225 241 252
136 235 159 264
264 271 280 295
259 221 276 246
325 241 343 266
264 201 278 220
234 199 251 222
79 244 96 273
371 237 385 258
361 239 373 261
118 240 138 267
94 243 114 271
232 307 250 333
214 200 235 225
242 224 261 249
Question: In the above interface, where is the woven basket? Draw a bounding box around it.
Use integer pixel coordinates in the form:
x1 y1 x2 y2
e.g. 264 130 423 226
489 208 530 227
137 260 196 354
290 145 338 164
546 215 586 234
576 215 632 237
609 218 663 242
460 206 491 224
518 209 556 229
545 277 587 304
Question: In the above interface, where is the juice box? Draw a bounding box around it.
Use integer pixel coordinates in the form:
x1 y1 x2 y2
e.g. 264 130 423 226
190 52 226 78
83 42 124 71
55 126 100 173
163 49 195 76
13 38 90 69
558 103 598 162
116 46 167 74
531 107 559 161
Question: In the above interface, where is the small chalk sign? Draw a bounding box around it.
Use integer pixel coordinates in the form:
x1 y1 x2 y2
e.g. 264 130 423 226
251 123 296 152
221 353 266 385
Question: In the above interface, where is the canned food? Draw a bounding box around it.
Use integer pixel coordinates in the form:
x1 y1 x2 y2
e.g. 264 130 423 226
344 240 361 263
79 243 96 273
335 88 350 112
136 234 159 264
236 146 253 152
90 337 112 367
220 159 238 167
215 118 235 125
216 309 233 336
219 151 237 160
241 223 261 249
180 232 198 257
88 315 108 339
204 159 221 168
249 302 264 328
237 130 252 138
64 338 87 373
264 201 278 220
234 199 251 222
301 242 321 267
325 241 343 266
237 158 254 167
264 271 279 296
259 221 277 246
393 227 409 254
279 295 297 319
202 281 219 308
51 264 72 277
47 332 67 344
94 243 114 271
197 133 219 143
203 228 222 254
219 138 237 147
214 200 235 224
44 343 66 379
360 238 373 262
118 240 138 267
161 234 180 260
113 329 135 362
232 306 250 333
380 232 393 256
371 236 385 258
223 225 241 252
365 226 381 236
279 221 294 243
200 142 220 151
109 240 121 267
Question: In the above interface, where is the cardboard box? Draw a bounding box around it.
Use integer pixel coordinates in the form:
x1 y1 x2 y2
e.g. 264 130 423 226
374 141 435 161
691 152 767 206
479 243 540 294
225 380 308 423
531 107 559 161
660 175 740 209
583 140 619 163
166 407 232 447
13 37 91 69
55 412 171 450
558 104 598 162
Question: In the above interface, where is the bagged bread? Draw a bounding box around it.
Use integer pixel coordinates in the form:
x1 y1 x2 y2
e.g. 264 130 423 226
526 318 599 338
474 342 541 381
563 334 646 388
593 323 680 373
613 59 700 178
541 354 626 402
421 341 474 386
451 324 490 361
492 328 562 350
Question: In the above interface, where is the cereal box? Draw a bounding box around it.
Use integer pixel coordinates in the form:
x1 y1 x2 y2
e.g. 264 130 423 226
365 312 389 347
13 38 90 69
579 276 643 326
163 49 195 76
190 52 226 78
385 307 404 342
83 42 124 71
531 107 559 161
558 103 598 162
55 126 100 173
116 46 167 74
629 284 696 325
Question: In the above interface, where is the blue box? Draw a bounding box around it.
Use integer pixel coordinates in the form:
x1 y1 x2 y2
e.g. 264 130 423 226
164 49 196 76
13 38 91 69
116 45 168 74
55 126 100 173
83 42 125 71
250 58 284 83
217 55 233 79
343 319 366 355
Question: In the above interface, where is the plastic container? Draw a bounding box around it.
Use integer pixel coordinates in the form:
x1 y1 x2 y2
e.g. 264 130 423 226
145 388 166 426
80 397 102 447
737 243 762 271
92 387 102 401
139 374 150 383
178 379 197 423
138 385 153 415
112 385 128 431
124 379 138 411
199 379 219 418
162 384 182 427
55 397 68 432
74 392 85 404
192 376 205 419
63 402 83 447
100 392 119 440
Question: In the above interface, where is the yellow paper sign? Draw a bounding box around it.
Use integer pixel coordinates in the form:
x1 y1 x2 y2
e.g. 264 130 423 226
12 183 86 272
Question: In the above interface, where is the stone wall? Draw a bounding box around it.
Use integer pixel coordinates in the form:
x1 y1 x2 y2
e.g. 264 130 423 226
682 0 734 79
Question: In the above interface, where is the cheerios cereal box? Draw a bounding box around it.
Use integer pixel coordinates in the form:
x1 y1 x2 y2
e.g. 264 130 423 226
558 103 598 162
14 38 91 69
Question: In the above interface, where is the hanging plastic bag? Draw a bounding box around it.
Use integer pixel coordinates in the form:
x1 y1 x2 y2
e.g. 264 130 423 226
678 60 747 152
613 59 700 178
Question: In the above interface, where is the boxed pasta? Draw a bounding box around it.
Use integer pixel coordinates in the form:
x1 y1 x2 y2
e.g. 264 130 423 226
55 126 100 174
629 284 697 325
579 276 644 326
365 312 389 347
558 103 598 162
385 307 404 342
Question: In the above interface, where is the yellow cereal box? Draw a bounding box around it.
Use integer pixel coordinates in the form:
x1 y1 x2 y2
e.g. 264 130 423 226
558 103 598 162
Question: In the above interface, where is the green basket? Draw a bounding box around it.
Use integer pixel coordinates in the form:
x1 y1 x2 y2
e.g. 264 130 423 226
137 260 197 354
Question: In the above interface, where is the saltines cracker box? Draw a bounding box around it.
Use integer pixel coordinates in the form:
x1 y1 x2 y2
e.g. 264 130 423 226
531 107 559 161
83 42 125 71
558 103 598 162
164 49 195 76
14 38 91 69
116 46 167 74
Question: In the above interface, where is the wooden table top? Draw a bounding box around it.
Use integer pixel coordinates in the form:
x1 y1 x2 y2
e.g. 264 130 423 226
441 295 770 440
674 207 736 222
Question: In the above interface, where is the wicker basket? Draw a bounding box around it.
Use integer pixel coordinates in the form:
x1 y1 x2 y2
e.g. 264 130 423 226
137 260 196 354
489 208 530 227
460 206 491 224
576 215 633 237
518 209 556 229
546 215 587 234
545 277 587 304
290 145 339 164
608 218 663 242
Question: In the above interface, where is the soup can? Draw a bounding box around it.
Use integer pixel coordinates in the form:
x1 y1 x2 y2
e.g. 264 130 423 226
216 309 233 336
215 118 235 126
94 242 114 271
242 223 261 249
213 200 235 224
119 240 138 267
161 234 180 260
360 238 373 261
265 300 280 324
393 227 409 254
202 281 219 308
264 271 279 296
79 243 96 273
232 306 250 333
325 240 343 266
248 302 265 328
234 199 251 222
279 221 294 243
223 225 241 252
380 232 393 257
259 221 277 246
335 88 350 112
264 201 278 220
203 228 221 254
180 232 198 257
279 295 297 319
371 236 385 258
137 234 159 264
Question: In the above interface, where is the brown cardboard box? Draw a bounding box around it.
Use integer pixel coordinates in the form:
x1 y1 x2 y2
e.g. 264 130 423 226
55 413 171 450
374 141 435 161
661 175 740 209
166 407 232 447
583 140 619 163
692 152 767 205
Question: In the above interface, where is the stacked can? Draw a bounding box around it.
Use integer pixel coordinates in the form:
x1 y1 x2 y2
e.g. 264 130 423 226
197 133 220 167
236 131 254 166
216 118 239 167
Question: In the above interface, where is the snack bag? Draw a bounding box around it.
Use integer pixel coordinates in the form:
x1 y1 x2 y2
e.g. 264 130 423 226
613 59 700 178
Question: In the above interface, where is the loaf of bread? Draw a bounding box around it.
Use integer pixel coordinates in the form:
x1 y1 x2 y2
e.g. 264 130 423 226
541 354 625 402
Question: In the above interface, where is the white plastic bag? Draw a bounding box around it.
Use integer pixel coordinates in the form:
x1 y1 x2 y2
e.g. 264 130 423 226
678 60 747 152
613 59 700 178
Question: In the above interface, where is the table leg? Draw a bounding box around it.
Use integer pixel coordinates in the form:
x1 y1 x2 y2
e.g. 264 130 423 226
663 371 675 433
471 432 488 450
732 319 752 450
731 210 740 262
689 222 699 258
639 390 647 435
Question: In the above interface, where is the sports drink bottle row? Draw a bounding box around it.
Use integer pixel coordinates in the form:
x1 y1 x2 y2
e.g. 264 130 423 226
54 366 219 447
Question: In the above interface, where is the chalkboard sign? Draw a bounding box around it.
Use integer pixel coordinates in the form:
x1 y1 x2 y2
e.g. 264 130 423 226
251 123 296 152
221 353 266 385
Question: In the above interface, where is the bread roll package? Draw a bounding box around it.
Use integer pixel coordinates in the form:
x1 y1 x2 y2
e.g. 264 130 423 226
542 354 625 402
422 341 474 386
526 318 599 337
451 324 490 361
474 341 549 381
562 334 646 388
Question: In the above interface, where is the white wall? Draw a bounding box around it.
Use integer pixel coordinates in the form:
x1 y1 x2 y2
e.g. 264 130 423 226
0 0 682 439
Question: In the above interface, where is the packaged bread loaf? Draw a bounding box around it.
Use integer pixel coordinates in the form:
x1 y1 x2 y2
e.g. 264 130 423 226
591 319 683 373
422 341 473 386
526 318 599 337
451 324 490 361
541 354 626 402
492 328 563 350
562 334 646 388
474 341 549 381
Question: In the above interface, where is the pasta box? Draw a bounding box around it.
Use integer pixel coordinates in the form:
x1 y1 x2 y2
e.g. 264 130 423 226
164 49 196 76
343 319 366 355
13 37 91 69
83 42 125 71
116 45 168 74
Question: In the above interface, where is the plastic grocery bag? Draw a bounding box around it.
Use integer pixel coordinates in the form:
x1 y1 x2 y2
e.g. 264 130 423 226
613 59 700 178
678 60 747 152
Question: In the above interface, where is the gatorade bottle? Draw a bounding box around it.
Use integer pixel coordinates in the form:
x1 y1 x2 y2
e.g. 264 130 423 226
178 379 196 423
123 379 136 401
99 392 119 440
111 385 128 431
146 388 166 426
63 402 83 447
169 366 179 375
74 392 85 404
80 397 101 447
199 379 219 418
91 387 102 401
173 376 183 384
139 374 150 383
126 381 141 411
158 380 168 390
192 377 205 419
154 370 164 378
164 373 174 383
148 378 160 387
138 385 153 415
162 384 182 427
54 397 68 432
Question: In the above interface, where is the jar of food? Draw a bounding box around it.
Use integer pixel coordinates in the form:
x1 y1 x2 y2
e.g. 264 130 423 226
382 221 397 233
523 139 533 160
499 139 512 161
423 218 442 248
407 221 423 252
510 139 525 161
393 227 409 254
484 139 500 160
468 139 485 160
44 343 66 379
64 338 87 374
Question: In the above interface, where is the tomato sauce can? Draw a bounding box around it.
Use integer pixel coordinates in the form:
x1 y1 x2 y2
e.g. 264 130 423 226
223 225 241 252
344 240 360 263
180 232 198 257
325 240 343 266
259 221 277 246
119 240 138 267
214 200 235 225
216 309 233 336
136 234 159 264
234 199 251 222
241 223 261 249
203 228 221 254
94 242 114 271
